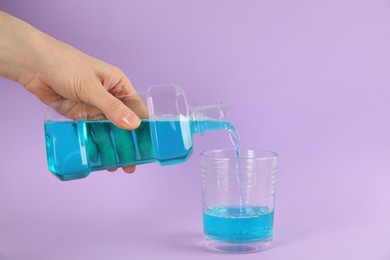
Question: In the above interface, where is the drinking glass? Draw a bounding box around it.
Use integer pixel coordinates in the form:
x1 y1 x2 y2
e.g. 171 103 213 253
200 149 277 253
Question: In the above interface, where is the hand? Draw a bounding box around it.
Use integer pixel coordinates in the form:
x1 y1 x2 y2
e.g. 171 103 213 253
0 11 141 174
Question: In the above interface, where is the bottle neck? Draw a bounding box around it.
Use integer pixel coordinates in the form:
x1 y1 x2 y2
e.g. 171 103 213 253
189 103 231 135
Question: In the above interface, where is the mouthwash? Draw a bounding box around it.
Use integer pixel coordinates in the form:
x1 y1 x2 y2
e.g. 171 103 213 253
227 126 245 211
202 125 275 243
45 84 235 181
203 205 273 243
45 118 235 181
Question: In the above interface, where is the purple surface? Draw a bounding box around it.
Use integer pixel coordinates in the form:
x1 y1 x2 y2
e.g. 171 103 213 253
1 0 390 259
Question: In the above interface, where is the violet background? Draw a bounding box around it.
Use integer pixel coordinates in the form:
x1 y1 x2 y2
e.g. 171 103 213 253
1 0 390 259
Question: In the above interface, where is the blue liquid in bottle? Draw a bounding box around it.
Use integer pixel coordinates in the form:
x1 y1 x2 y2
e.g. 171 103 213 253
45 119 234 181
203 205 274 243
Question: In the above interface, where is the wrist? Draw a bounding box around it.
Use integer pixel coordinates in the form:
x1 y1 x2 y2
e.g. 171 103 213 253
0 11 53 85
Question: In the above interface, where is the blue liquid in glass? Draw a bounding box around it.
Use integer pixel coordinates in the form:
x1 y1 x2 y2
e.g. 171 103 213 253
45 119 232 181
203 205 273 243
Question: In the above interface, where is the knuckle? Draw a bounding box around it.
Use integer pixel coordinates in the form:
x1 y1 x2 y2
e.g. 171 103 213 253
107 99 125 113
110 66 124 76
72 77 87 100
105 66 124 79
72 74 95 102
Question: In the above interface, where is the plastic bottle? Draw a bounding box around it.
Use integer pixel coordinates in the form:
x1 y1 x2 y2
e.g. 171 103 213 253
44 84 233 181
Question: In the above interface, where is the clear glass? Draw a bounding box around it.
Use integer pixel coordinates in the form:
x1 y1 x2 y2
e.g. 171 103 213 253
44 84 233 181
200 149 277 254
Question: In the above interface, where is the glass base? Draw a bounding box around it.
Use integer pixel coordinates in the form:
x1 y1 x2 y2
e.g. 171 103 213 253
202 237 272 254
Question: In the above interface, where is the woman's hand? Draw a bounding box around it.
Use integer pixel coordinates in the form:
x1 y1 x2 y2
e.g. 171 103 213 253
0 10 141 174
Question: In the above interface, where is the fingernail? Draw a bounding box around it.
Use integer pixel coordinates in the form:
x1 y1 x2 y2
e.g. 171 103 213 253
122 113 140 129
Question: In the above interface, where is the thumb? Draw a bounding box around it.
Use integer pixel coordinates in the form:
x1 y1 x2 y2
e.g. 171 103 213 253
88 86 141 130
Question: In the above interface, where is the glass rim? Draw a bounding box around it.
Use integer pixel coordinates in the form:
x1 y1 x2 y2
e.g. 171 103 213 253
200 149 278 160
